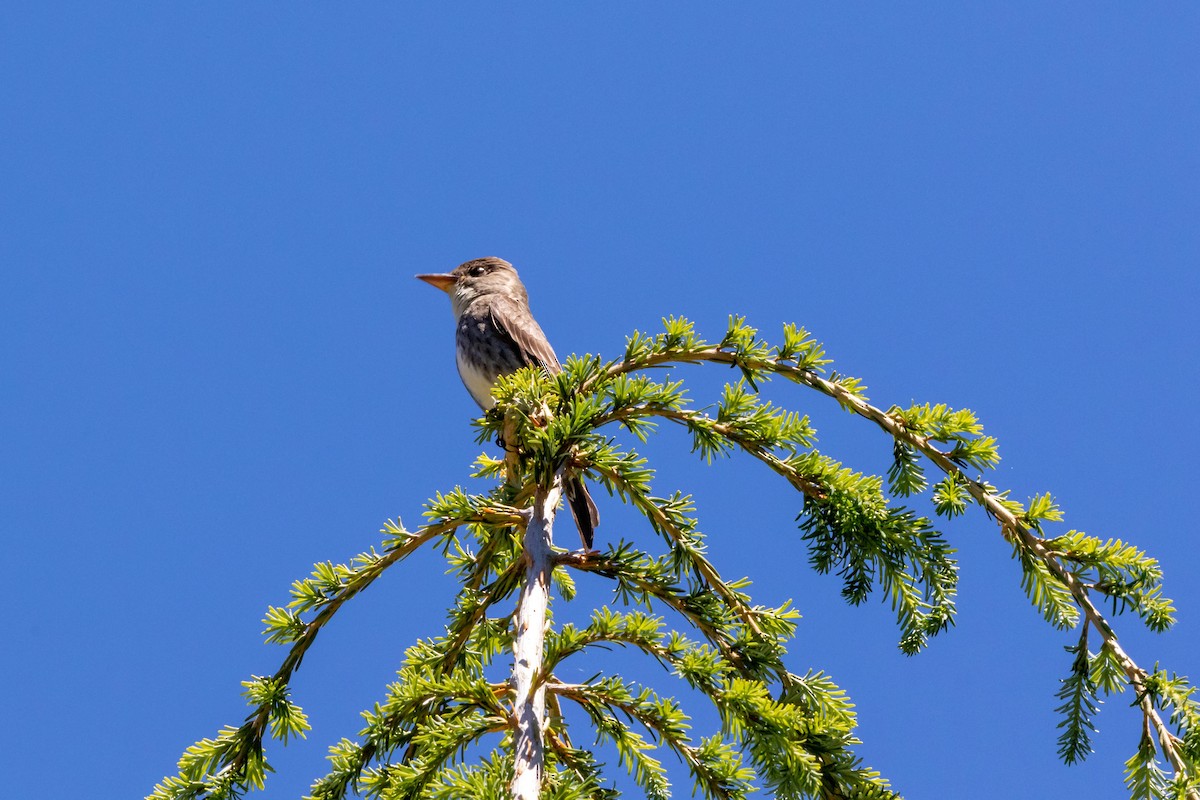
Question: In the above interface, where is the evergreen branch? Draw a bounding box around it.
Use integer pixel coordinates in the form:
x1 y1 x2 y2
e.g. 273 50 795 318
812 382 1193 787
365 557 528 781
151 505 518 800
589 400 956 654
542 736 619 800
592 318 1194 792
160 315 1192 800
557 547 745 669
425 754 515 800
358 711 510 800
790 371 1192 788
314 554 528 797
1125 715 1170 800
544 609 676 678
597 404 826 499
545 611 884 799
586 457 769 642
543 692 597 788
303 629 515 800
553 678 755 800
439 554 526 674
427 749 619 800
552 556 882 799
1055 627 1101 764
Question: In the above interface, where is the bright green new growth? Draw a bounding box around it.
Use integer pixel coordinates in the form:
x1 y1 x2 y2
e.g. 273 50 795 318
150 316 1198 800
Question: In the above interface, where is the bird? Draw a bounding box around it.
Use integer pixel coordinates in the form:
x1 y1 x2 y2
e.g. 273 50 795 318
417 256 599 549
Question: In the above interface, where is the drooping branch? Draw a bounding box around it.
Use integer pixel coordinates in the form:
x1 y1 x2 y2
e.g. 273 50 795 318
150 500 523 800
156 317 1194 800
548 561 873 800
580 376 957 655
783 361 1196 789
556 548 743 668
218 514 511 783
585 460 767 642
596 404 826 499
551 678 752 800
591 324 1195 793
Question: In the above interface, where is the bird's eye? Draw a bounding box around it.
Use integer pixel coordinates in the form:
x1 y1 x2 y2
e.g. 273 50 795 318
469 265 487 277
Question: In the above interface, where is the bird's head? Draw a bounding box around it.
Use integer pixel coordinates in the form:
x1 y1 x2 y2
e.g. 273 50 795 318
417 257 527 316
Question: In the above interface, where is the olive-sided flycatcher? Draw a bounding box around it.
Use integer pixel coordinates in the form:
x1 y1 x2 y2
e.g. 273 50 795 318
417 257 598 549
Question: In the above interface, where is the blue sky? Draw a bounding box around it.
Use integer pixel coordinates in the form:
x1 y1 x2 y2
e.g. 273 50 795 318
2 4 1198 798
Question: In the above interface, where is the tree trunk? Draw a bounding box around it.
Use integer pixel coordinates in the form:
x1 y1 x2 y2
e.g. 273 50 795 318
510 482 559 800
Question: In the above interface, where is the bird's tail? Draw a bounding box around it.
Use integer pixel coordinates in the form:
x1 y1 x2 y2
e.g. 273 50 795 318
564 475 599 550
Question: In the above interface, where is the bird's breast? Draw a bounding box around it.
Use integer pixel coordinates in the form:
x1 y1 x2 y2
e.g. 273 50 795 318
456 344 498 410
455 310 529 409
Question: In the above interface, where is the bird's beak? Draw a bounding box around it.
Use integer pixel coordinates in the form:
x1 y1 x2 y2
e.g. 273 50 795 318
416 273 456 293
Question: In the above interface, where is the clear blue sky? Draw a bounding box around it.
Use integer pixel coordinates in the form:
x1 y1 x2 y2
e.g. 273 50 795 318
2 4 1197 798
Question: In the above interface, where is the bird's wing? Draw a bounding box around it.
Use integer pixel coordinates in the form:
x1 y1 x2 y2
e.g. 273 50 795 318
488 296 562 374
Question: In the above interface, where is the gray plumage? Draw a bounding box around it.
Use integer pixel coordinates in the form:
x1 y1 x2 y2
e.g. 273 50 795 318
418 257 599 549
